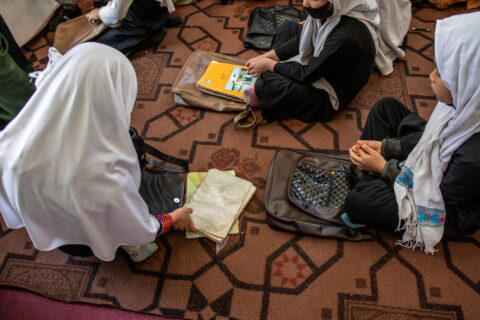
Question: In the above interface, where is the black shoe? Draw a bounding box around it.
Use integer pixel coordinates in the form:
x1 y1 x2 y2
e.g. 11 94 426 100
166 15 183 28
148 27 167 46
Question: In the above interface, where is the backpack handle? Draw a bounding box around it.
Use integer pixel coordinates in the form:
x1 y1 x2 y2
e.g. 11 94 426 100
130 127 189 173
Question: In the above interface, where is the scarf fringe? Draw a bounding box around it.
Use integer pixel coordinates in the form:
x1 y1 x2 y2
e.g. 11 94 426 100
395 217 438 255
395 240 438 255
396 215 417 236
395 239 422 250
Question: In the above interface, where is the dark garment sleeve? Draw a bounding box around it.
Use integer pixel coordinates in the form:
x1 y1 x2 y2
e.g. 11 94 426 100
273 29 355 84
381 138 402 160
381 159 402 186
381 131 423 161
399 132 423 156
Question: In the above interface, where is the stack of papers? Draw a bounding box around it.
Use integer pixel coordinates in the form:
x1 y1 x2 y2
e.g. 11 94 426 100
185 171 239 239
185 169 256 243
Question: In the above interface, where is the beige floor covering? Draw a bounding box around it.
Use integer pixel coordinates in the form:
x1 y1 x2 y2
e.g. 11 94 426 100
1 1 479 319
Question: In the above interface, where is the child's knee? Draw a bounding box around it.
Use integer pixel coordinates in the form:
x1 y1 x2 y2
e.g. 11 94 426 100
344 190 366 223
371 97 397 115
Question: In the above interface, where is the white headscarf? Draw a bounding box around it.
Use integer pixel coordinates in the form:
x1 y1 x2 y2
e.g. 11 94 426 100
0 42 159 261
394 12 480 254
299 0 380 65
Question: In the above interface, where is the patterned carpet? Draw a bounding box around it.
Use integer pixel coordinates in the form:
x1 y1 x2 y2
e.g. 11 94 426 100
1 1 479 319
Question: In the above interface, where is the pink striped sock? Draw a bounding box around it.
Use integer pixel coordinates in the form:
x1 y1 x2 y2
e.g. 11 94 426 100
243 87 261 107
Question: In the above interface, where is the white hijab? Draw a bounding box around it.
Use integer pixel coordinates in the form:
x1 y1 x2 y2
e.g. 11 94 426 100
394 12 480 254
0 43 159 261
299 0 380 65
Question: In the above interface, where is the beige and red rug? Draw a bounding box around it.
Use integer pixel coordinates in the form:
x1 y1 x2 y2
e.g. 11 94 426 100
1 1 479 319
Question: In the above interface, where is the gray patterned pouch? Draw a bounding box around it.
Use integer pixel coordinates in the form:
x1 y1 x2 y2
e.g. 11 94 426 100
290 162 351 209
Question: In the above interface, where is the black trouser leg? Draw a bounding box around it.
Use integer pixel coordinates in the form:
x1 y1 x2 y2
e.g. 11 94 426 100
344 176 399 230
271 20 302 49
360 97 412 141
362 97 427 158
58 244 94 257
255 72 336 123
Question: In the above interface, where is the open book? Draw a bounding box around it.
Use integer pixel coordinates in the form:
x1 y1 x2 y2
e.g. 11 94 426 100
185 171 239 239
196 61 256 102
185 169 256 243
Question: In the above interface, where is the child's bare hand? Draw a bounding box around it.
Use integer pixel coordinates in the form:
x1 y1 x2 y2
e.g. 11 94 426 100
86 8 101 23
349 143 386 174
169 207 196 232
246 57 276 78
357 140 382 154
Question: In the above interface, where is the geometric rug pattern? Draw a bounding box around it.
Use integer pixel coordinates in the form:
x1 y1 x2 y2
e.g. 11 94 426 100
2 1 479 319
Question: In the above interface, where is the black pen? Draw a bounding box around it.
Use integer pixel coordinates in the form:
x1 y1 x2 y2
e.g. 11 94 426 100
411 27 431 32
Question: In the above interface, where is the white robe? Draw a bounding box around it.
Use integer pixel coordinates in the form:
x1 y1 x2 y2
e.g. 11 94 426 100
375 0 411 76
0 43 159 261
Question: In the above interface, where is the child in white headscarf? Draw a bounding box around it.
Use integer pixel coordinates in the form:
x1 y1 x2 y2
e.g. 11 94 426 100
344 11 480 254
245 0 379 123
0 42 195 262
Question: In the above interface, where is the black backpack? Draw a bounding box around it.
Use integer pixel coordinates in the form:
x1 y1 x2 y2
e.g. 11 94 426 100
129 127 188 215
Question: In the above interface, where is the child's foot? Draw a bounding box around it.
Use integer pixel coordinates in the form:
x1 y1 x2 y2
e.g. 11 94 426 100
341 212 366 229
243 87 261 107
123 242 158 262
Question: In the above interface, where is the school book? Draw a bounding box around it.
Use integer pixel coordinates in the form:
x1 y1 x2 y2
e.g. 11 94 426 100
185 171 239 239
185 169 256 243
196 61 256 102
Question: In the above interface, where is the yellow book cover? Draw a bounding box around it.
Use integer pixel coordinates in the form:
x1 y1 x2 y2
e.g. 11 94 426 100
196 61 256 101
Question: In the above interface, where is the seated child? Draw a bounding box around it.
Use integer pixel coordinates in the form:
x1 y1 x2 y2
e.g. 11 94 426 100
343 11 480 253
244 0 378 123
0 42 195 262
86 0 182 55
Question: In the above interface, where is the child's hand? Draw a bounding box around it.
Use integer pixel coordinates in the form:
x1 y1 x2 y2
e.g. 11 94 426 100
349 143 386 174
169 207 196 232
246 57 276 78
86 8 101 23
356 140 381 154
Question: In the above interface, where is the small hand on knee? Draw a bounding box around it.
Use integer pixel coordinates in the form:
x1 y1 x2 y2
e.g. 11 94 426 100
349 142 386 174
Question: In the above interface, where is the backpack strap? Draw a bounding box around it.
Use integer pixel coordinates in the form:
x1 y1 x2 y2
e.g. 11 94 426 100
130 128 189 173
141 142 189 173
233 106 265 129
